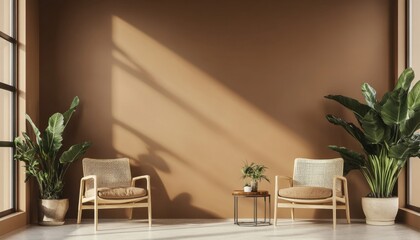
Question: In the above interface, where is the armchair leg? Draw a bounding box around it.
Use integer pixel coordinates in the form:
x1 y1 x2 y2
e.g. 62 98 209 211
94 198 98 231
77 201 82 224
77 181 84 224
273 197 278 227
128 206 133 220
345 198 351 224
148 199 152 227
332 199 337 229
291 207 294 221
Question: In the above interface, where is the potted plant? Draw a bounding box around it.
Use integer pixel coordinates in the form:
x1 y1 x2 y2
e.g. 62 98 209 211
325 68 420 225
241 162 269 192
14 96 91 225
243 183 252 193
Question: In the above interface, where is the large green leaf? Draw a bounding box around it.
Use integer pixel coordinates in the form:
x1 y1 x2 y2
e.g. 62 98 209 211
25 114 42 145
379 92 391 109
401 110 420 136
59 142 91 164
389 140 420 160
361 83 377 108
43 113 65 155
395 67 415 90
328 145 366 175
62 96 80 128
408 81 420 116
359 110 385 143
326 114 366 143
325 95 371 118
380 88 408 125
325 114 380 154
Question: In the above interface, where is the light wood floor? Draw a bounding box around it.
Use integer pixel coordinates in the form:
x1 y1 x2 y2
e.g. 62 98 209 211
1 219 420 240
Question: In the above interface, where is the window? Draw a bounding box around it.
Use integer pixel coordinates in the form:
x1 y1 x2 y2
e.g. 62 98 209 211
407 0 420 212
0 0 16 218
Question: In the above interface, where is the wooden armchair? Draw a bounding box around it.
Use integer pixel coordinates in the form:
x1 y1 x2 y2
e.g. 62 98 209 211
77 158 152 230
273 158 350 229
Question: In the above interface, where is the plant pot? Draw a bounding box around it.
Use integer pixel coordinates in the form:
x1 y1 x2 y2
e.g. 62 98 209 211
244 186 252 192
361 197 398 225
38 199 69 226
250 180 258 192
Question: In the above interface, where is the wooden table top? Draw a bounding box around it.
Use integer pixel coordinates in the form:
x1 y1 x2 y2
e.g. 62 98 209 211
232 190 269 196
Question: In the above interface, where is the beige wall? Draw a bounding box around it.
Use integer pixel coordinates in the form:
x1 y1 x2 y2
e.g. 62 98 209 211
39 0 394 219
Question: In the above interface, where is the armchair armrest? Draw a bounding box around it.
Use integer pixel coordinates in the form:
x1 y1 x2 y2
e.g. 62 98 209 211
81 175 97 182
131 175 151 193
79 175 97 199
333 175 348 197
334 175 347 183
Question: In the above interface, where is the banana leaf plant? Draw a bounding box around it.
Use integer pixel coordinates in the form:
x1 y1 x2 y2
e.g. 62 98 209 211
14 96 91 199
325 68 420 198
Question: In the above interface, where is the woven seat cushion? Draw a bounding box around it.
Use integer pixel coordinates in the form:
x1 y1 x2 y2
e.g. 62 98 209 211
278 186 333 199
85 187 147 199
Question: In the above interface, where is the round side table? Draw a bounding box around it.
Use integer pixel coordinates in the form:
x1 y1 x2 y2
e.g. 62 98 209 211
232 190 271 226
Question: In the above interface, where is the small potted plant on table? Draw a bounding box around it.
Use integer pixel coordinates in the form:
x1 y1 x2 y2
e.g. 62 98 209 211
241 162 269 192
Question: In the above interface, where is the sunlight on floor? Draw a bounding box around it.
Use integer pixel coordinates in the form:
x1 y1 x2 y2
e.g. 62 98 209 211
2 219 420 240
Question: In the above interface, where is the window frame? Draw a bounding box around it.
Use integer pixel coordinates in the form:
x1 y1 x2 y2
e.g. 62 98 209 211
0 0 17 218
406 0 420 213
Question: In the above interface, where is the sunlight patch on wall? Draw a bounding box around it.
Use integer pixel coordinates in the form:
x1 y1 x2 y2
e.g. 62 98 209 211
110 16 311 213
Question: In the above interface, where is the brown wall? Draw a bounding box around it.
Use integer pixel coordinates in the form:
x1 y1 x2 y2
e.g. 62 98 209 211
26 0 40 224
39 0 393 219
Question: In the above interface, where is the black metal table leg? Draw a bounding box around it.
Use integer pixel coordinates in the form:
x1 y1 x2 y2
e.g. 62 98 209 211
269 195 271 224
234 196 238 224
264 196 266 223
254 197 257 225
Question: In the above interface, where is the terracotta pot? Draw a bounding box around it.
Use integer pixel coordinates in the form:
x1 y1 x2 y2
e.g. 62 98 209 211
38 199 69 226
361 197 398 225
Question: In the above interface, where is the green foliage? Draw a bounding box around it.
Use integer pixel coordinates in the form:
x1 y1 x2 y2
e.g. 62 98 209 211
361 149 404 198
325 68 420 198
408 81 420 115
14 97 91 199
241 162 269 183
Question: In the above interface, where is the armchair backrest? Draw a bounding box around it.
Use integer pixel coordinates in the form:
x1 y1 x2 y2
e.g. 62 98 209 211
293 158 343 191
82 158 132 190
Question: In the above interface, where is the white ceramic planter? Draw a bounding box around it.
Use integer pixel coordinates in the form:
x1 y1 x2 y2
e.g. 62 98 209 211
38 199 69 226
361 197 399 225
243 186 252 192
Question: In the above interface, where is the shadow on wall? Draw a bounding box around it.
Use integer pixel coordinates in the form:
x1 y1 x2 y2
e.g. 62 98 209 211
39 0 393 220
115 119 219 218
